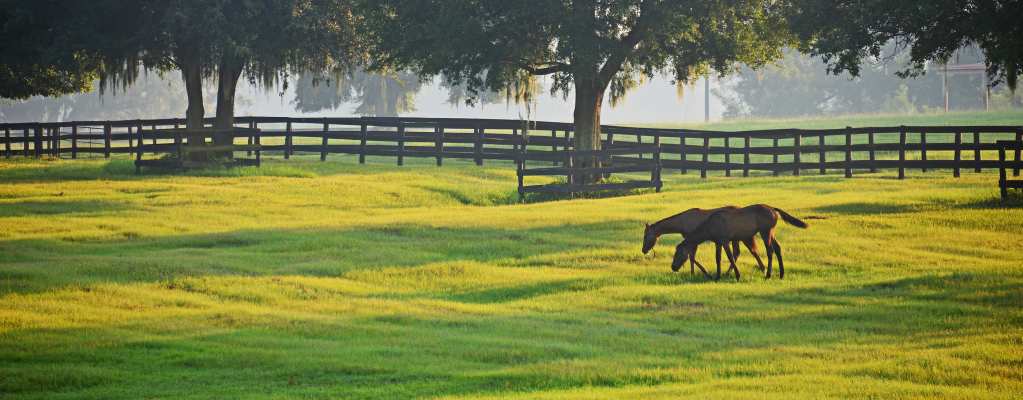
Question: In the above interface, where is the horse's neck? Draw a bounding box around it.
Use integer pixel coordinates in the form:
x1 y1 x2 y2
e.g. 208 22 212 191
654 215 687 235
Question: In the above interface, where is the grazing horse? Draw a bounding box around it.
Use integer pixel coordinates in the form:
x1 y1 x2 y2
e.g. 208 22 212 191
643 207 767 277
672 204 808 281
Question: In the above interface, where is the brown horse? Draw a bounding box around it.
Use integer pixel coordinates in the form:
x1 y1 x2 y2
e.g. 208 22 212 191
672 204 808 281
644 207 767 276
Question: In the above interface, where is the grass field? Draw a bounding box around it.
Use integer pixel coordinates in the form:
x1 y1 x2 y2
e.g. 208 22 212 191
2 112 1023 399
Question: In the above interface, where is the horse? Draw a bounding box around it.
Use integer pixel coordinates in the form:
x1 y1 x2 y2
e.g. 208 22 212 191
643 207 767 277
672 204 808 281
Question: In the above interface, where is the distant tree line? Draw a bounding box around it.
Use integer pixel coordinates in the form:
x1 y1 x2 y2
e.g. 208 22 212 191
717 45 1021 118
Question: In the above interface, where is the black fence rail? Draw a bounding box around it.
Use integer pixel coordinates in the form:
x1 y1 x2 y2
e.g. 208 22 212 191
2 117 1022 181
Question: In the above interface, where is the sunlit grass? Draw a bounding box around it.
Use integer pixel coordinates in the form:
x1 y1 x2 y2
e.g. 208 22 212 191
1 153 1021 399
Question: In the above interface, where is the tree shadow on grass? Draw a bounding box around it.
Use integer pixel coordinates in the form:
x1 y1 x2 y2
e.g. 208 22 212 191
0 199 135 217
0 221 639 295
814 194 1022 216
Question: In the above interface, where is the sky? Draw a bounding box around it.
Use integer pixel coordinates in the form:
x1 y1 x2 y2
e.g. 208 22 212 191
237 74 725 124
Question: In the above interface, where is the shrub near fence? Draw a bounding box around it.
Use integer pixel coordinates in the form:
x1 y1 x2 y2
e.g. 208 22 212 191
2 117 1022 182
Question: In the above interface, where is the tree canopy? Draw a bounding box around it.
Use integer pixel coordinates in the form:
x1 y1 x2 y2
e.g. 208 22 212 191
787 0 1023 90
363 0 794 167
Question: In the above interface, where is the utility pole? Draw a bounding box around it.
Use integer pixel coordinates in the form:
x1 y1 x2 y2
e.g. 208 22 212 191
943 62 949 113
704 76 710 123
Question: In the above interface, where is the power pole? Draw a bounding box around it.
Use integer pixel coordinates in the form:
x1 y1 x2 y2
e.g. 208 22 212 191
943 63 949 113
704 76 710 123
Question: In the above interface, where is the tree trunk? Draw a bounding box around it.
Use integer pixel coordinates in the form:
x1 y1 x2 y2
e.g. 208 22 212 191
573 76 606 183
180 58 207 161
213 56 244 159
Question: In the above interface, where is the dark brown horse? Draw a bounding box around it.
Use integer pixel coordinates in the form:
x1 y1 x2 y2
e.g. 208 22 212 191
672 204 808 281
644 207 767 276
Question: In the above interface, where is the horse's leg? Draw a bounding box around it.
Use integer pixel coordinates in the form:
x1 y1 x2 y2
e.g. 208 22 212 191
774 238 785 280
744 238 766 272
689 244 696 275
761 231 774 279
714 243 722 281
724 243 740 282
690 247 711 279
731 241 742 265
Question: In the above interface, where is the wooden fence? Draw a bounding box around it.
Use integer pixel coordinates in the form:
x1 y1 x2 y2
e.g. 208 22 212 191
999 141 1023 199
2 116 1022 181
517 145 663 200
134 127 262 172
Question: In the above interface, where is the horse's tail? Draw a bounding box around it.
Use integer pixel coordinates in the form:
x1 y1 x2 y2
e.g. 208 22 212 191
774 208 808 229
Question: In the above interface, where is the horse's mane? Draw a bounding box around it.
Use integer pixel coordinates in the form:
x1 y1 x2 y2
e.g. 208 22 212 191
653 208 699 227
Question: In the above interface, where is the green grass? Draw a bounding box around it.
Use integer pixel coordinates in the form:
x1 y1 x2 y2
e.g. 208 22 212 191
2 142 1023 397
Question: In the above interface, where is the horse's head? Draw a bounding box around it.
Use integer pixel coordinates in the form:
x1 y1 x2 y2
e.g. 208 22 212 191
642 223 659 254
671 240 692 272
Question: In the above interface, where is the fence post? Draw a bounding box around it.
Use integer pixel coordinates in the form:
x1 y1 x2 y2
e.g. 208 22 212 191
397 122 406 166
3 126 9 158
818 133 826 175
320 120 329 162
174 131 184 169
679 132 688 174
953 131 962 178
898 126 906 179
844 127 852 178
999 144 1007 199
653 135 662 192
135 124 144 174
474 125 484 166
701 136 709 179
52 127 60 157
724 137 731 177
1015 129 1022 176
23 128 30 157
920 129 928 173
435 125 444 166
127 125 134 152
769 138 778 176
743 135 751 177
550 129 558 165
152 124 158 146
513 128 520 153
606 130 615 150
566 150 574 187
793 133 801 176
103 122 112 158
284 121 293 159
358 122 368 164
34 124 43 158
973 131 981 173
868 132 877 173
247 121 255 156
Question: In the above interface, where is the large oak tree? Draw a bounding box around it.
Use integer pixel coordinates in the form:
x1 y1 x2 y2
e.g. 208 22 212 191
362 0 793 176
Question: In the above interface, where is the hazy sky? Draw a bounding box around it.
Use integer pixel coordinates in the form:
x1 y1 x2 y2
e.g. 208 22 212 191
237 74 724 124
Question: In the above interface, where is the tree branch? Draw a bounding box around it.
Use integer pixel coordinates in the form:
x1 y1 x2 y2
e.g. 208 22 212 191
522 62 570 76
597 1 659 87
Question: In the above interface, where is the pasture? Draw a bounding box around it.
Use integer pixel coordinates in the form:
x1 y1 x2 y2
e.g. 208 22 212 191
2 134 1022 397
